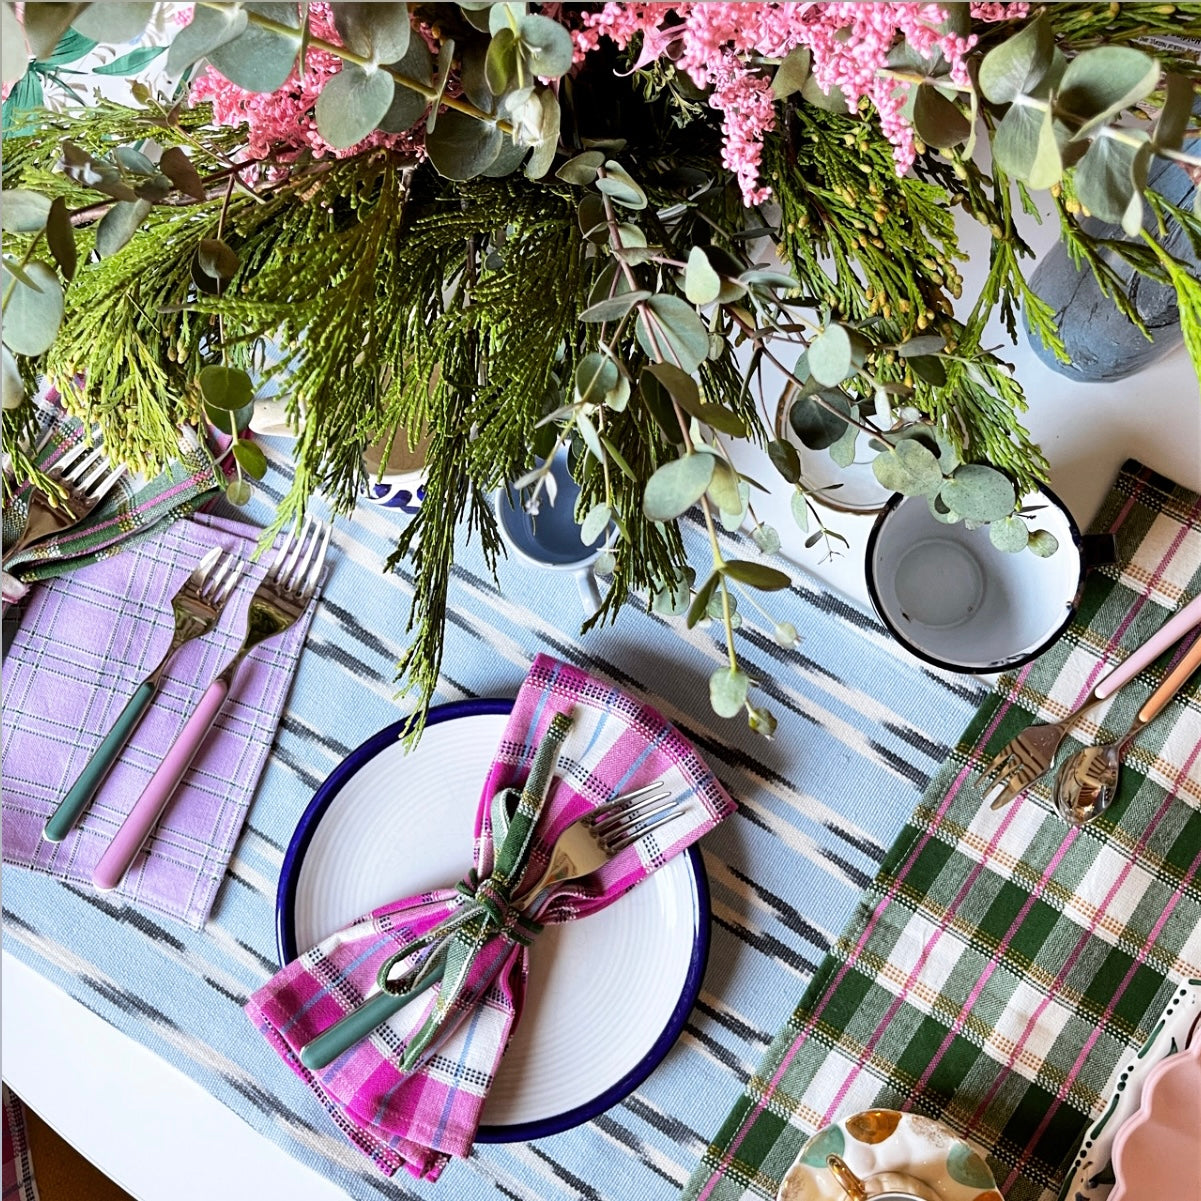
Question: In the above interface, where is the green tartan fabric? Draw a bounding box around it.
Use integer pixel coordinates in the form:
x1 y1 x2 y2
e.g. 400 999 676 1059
683 460 1201 1201
3 418 221 583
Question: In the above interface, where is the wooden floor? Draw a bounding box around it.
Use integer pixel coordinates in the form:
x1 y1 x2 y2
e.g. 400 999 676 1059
22 1101 135 1201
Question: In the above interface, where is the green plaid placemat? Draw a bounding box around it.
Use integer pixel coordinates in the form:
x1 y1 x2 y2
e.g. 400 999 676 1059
684 460 1201 1201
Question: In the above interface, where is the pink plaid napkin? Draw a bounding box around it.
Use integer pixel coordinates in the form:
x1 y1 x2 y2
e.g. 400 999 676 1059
246 653 736 1180
1 513 320 928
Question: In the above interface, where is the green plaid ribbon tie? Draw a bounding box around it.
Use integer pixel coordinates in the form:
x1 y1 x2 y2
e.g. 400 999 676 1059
375 710 572 1070
3 417 221 599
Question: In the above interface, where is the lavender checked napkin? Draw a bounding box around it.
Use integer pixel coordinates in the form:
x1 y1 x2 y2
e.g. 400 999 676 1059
1 513 322 928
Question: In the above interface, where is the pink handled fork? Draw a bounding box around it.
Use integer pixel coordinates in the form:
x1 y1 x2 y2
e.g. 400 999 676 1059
92 516 331 892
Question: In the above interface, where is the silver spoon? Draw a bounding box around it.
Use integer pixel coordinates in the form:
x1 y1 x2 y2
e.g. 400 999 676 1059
1054 634 1201 825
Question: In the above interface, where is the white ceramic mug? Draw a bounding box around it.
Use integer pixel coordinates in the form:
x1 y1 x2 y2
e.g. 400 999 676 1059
493 448 608 617
865 486 1110 673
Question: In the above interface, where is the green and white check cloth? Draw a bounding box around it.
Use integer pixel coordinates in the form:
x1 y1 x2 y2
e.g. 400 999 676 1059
2 417 221 602
684 460 1201 1201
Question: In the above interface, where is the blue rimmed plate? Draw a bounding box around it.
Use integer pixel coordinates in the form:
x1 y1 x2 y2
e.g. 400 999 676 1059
276 697 710 1142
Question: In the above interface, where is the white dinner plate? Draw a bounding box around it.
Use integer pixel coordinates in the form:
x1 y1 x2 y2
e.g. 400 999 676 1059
275 697 709 1141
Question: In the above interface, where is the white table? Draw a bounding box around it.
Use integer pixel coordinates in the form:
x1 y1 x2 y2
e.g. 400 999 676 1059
5 210 1200 1200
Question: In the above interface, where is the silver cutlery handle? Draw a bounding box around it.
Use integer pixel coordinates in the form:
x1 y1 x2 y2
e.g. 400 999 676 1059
43 679 159 843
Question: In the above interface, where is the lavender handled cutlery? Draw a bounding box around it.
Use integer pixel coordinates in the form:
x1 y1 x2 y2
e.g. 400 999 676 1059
92 516 330 892
43 546 246 843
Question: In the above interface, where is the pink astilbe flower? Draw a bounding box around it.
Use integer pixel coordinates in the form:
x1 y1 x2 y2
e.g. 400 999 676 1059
188 2 425 163
576 1 1029 205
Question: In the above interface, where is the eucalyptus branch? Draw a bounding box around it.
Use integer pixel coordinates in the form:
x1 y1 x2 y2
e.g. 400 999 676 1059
198 1 515 137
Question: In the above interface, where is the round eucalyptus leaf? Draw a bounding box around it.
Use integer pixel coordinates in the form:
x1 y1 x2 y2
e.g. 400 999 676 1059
747 704 777 737
1074 132 1151 233
773 620 799 648
723 559 791 591
2 3 27 85
22 4 81 60
208 6 302 94
828 420 858 469
485 26 518 95
909 354 947 387
686 571 720 628
709 667 749 719
1058 46 1159 141
580 502 611 546
873 439 944 496
204 400 255 436
2 190 52 233
377 81 428 133
45 197 76 282
524 89 561 180
636 295 709 375
596 161 647 210
425 108 504 180
481 133 530 177
71 2 153 42
913 85 970 149
978 14 1053 104
772 45 811 100
488 2 526 34
557 150 605 186
897 334 947 358
939 464 1016 522
593 550 616 577
1027 529 1059 557
1154 74 1194 152
197 238 239 281
95 198 152 257
790 489 810 533
808 323 859 386
226 477 253 506
768 438 801 484
989 514 1030 552
2 261 63 356
927 492 960 524
642 453 716 521
157 147 206 200
166 5 248 78
645 361 700 410
684 246 721 305
574 352 619 404
198 364 254 411
518 13 574 78
578 193 609 243
720 481 750 532
579 289 649 324
706 459 743 516
232 438 268 480
315 64 395 150
993 100 1061 188
334 2 410 63
788 392 849 450
801 72 848 114
753 523 782 555
575 410 605 463
2 346 25 409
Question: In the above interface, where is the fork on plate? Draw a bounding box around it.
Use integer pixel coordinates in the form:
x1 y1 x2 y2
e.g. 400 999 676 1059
3 431 125 566
91 515 331 892
43 545 247 842
297 780 683 1072
980 591 1201 810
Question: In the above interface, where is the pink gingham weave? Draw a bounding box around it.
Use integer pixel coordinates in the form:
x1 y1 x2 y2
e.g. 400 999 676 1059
246 653 736 1180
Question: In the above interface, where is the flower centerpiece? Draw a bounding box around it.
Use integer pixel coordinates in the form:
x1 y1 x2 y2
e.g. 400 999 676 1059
3 2 1200 737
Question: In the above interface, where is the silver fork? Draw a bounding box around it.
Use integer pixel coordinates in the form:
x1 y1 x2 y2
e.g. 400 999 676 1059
980 591 1201 810
92 516 331 892
43 546 247 842
3 430 126 566
297 780 684 1072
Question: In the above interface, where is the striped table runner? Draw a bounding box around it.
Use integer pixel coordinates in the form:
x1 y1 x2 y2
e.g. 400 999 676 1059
684 461 1201 1201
